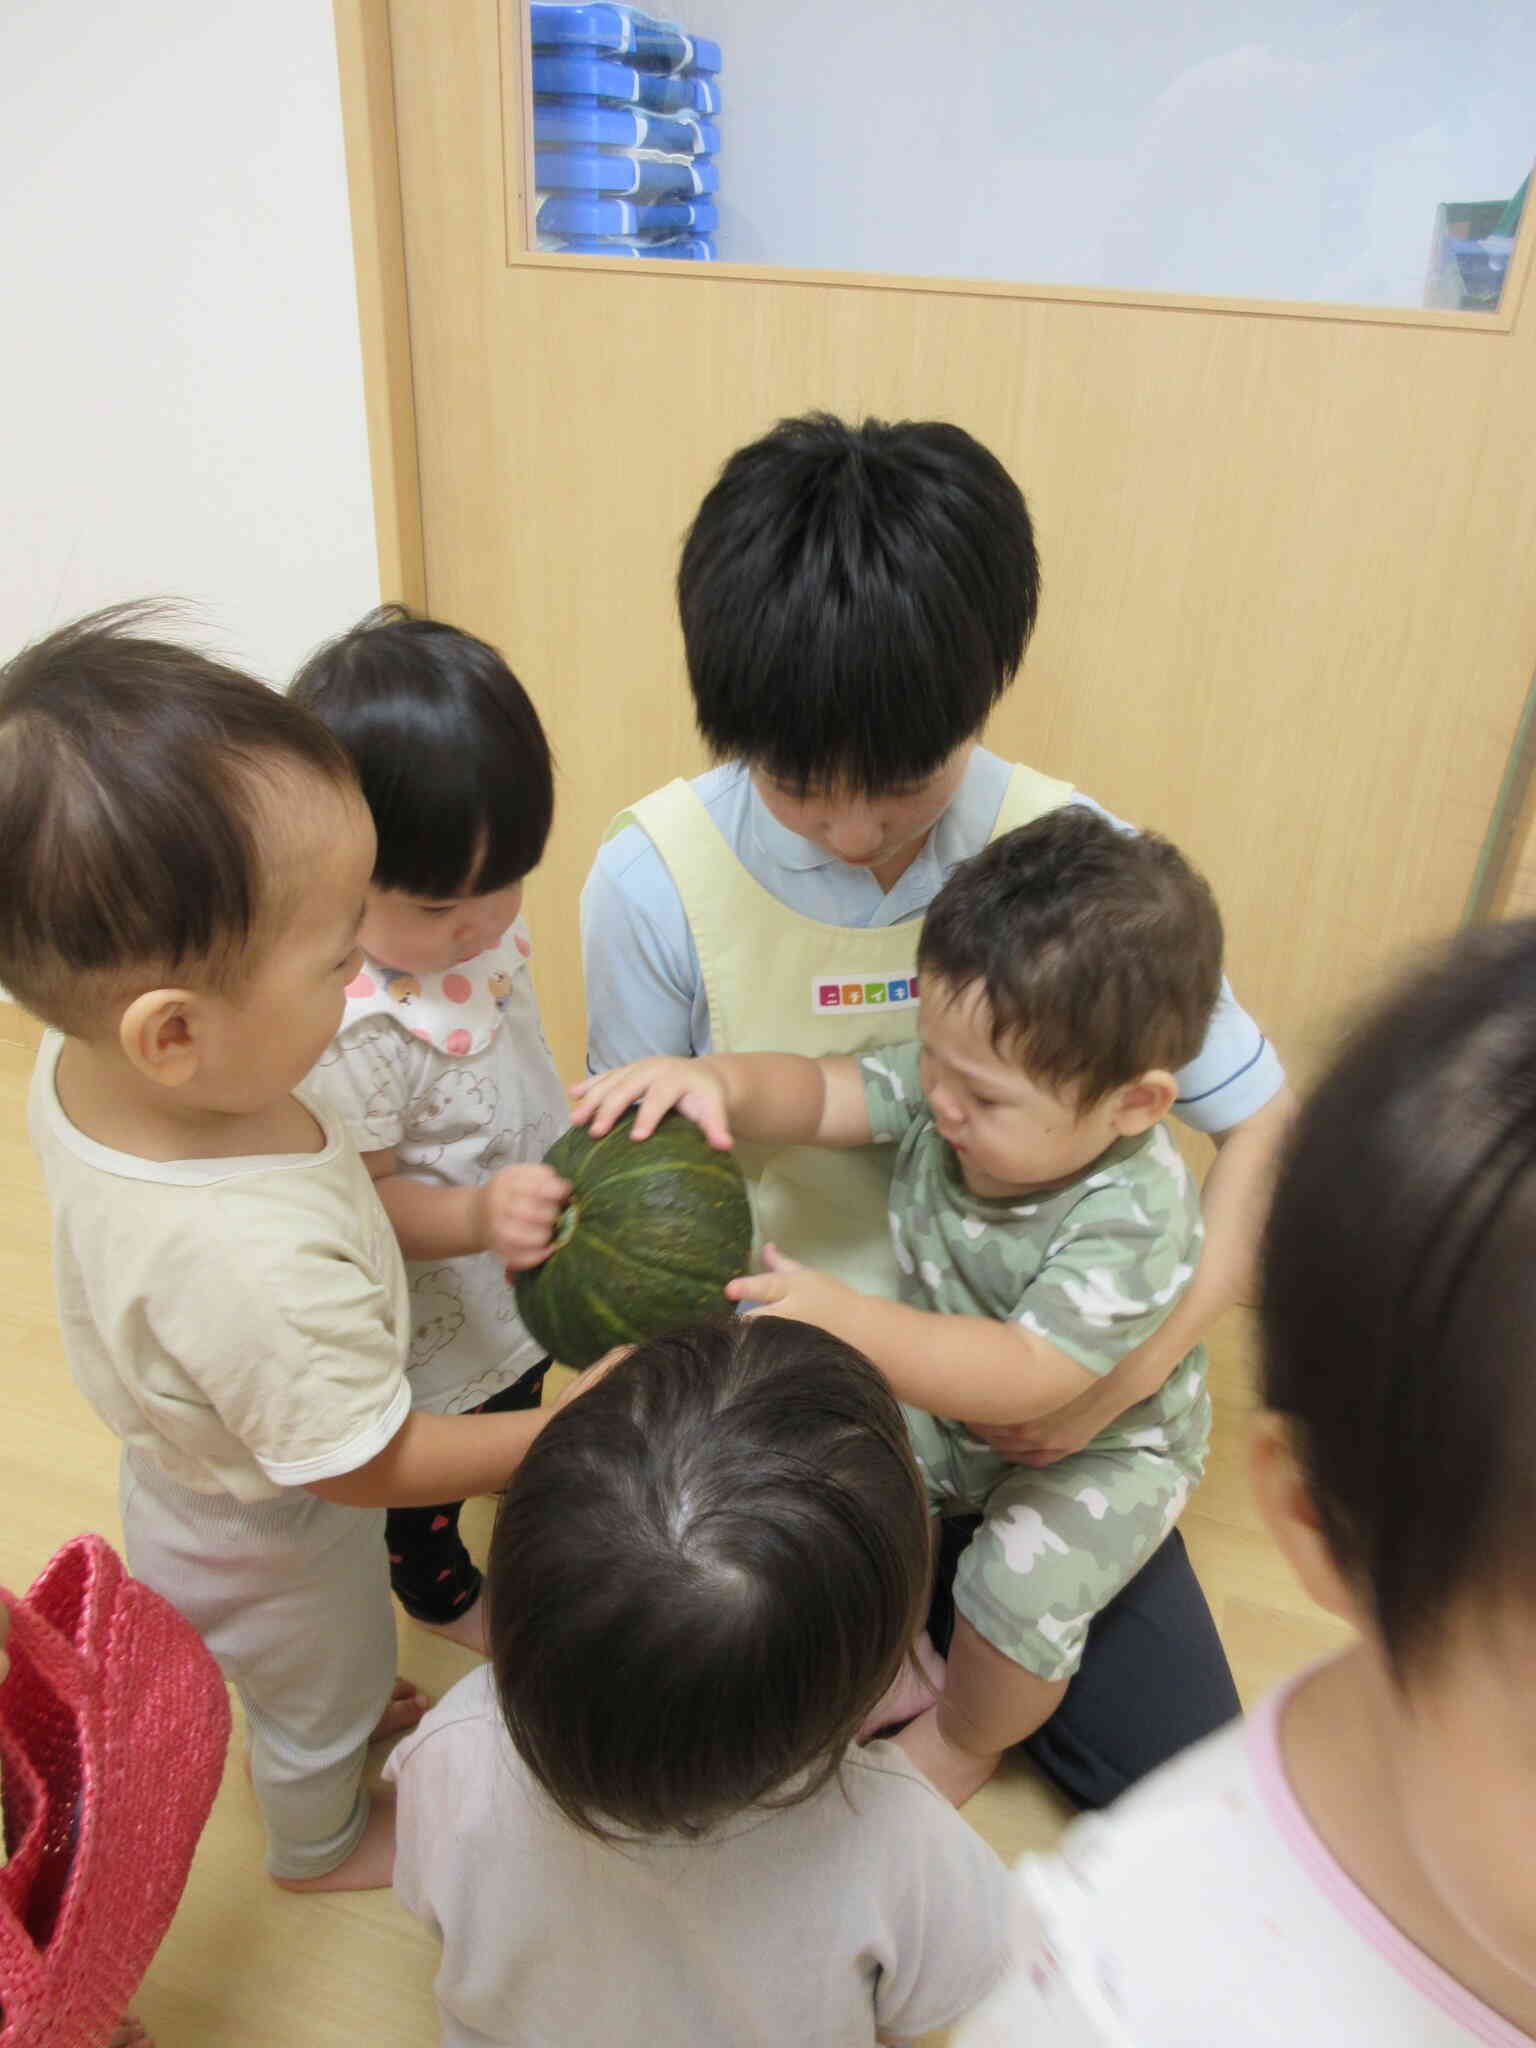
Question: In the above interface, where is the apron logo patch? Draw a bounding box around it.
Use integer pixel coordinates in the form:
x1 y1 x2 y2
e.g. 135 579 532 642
812 973 920 1013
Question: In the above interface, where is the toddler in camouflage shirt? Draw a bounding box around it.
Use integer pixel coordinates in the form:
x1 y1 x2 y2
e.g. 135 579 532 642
573 806 1225 1807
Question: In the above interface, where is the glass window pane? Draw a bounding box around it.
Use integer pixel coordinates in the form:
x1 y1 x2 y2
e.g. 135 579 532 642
527 2 1532 311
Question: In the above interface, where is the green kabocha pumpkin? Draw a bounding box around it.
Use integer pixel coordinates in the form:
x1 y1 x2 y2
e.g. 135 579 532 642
514 1111 753 1367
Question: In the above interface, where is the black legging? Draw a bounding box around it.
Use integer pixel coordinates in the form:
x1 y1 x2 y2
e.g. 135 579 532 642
385 1361 549 1624
927 1511 1240 1810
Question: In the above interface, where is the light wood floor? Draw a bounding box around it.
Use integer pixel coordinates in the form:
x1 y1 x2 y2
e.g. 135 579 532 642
0 1008 1350 2046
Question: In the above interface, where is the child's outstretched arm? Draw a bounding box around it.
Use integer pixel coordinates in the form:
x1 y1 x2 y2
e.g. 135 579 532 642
571 1051 873 1152
728 1249 1097 1423
307 1404 546 1509
362 1148 569 1271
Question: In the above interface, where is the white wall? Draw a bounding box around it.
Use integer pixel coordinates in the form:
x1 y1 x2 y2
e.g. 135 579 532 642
0 0 379 687
701 0 1532 305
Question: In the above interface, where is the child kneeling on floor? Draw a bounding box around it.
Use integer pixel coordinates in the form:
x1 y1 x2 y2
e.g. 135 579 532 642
575 805 1223 1806
386 1317 1011 2048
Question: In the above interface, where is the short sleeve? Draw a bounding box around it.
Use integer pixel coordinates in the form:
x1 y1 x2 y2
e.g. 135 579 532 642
860 1755 1013 2039
385 1737 431 1929
1012 1190 1201 1377
581 832 705 1069
860 1042 927 1144
309 1015 415 1154
1173 976 1285 1135
169 1233 410 1484
385 1679 512 1949
385 1699 460 1931
385 1669 501 1939
950 1859 1118 2046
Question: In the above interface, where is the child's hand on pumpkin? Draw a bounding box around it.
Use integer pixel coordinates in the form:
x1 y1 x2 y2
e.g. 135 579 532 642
474 1163 570 1271
726 1244 857 1333
570 1057 734 1151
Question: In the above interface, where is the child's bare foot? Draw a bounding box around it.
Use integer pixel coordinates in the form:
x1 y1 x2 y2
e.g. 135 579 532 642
859 1631 946 1740
894 1704 1002 1807
274 1789 397 1893
417 1592 488 1656
108 2019 151 2048
372 1674 430 1739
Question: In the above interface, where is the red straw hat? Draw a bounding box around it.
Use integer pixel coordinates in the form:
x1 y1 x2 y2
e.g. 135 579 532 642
0 1535 230 2046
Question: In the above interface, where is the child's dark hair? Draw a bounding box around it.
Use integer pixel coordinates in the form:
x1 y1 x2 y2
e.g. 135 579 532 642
0 603 356 1035
290 605 552 898
678 413 1039 796
488 1317 930 1841
1263 919 1536 1678
918 806 1223 1104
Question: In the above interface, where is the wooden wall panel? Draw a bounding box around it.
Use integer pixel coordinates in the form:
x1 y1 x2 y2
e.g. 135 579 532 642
380 0 1536 1089
333 0 427 609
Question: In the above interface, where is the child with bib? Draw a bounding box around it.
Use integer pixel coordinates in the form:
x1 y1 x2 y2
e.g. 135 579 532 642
295 608 568 1653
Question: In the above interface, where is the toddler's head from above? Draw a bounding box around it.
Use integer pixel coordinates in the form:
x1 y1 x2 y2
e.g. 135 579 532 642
291 605 553 977
1260 918 1536 1987
914 805 1224 1197
0 604 372 1109
487 1315 930 1841
680 412 1039 873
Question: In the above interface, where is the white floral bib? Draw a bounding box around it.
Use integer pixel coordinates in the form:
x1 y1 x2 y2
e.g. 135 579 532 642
309 918 569 1412
343 921 538 1059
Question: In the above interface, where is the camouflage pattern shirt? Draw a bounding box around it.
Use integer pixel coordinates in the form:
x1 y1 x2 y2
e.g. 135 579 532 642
859 1041 1208 1459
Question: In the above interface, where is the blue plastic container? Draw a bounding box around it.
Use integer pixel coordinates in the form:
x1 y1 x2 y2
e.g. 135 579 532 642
535 192 718 236
549 233 715 260
531 55 720 113
533 147 719 197
530 5 720 75
533 103 719 156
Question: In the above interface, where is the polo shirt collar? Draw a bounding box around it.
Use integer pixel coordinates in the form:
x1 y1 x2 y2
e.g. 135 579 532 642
742 748 1005 877
745 773 841 872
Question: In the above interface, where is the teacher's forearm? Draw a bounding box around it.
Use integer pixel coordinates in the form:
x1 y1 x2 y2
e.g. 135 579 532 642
1068 1086 1299 1415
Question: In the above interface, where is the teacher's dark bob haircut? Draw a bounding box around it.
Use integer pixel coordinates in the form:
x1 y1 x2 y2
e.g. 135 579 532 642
291 605 553 900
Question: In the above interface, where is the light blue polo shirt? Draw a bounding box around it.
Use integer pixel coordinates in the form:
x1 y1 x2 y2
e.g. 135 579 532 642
580 748 1284 1135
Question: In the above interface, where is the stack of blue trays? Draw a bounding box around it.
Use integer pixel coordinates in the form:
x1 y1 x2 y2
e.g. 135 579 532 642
531 5 720 260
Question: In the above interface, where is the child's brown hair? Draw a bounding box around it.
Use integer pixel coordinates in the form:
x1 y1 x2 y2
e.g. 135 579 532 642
488 1316 930 1840
918 805 1224 1105
0 604 356 1034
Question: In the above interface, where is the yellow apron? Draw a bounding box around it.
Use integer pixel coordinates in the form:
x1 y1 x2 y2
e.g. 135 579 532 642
616 764 1072 1294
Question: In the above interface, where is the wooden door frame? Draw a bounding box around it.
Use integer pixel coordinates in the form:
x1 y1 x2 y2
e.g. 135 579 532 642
333 0 428 610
